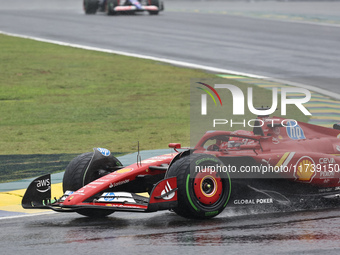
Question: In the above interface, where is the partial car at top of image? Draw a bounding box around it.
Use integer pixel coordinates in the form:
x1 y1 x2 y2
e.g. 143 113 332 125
22 113 340 219
83 0 164 15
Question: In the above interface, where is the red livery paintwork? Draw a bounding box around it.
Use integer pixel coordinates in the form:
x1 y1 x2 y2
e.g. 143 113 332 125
62 154 176 207
22 114 340 219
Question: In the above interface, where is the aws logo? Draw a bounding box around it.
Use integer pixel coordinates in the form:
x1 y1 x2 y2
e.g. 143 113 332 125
35 178 51 193
197 82 311 116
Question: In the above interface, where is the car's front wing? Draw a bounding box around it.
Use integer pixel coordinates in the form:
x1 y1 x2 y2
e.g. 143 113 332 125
22 174 178 213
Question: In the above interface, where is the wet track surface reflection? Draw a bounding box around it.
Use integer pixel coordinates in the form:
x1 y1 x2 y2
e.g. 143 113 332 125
2 208 340 254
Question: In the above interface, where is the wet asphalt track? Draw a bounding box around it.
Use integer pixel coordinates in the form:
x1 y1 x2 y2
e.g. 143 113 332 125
1 0 340 254
2 208 340 254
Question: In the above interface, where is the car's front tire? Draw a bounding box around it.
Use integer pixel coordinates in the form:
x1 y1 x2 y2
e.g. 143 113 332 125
62 151 122 217
166 153 231 219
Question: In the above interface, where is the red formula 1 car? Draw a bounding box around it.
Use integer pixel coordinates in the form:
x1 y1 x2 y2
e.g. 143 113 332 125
83 0 164 15
22 115 340 219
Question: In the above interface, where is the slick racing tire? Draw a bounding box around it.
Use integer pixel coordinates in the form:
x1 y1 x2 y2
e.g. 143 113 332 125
83 0 98 14
106 0 118 15
62 152 122 217
167 153 231 219
148 0 160 15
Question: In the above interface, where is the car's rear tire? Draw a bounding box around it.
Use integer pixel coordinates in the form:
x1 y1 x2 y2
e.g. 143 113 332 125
83 0 98 14
148 0 160 15
62 152 122 217
166 153 231 219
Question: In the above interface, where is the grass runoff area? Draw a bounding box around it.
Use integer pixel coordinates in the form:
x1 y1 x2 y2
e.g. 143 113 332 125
0 34 309 183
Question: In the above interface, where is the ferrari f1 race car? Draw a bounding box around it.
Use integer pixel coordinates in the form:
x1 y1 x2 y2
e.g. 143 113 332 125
83 0 164 15
22 115 340 219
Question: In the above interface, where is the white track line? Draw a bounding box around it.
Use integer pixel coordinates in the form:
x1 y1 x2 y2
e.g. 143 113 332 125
2 30 339 100
262 78 340 100
0 211 55 221
169 9 340 29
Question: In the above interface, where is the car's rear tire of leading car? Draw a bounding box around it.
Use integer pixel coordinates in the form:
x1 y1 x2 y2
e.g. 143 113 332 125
166 153 231 219
148 0 160 15
83 0 98 14
62 152 122 217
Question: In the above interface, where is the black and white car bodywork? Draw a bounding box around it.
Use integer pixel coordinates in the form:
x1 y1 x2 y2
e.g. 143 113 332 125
83 0 164 15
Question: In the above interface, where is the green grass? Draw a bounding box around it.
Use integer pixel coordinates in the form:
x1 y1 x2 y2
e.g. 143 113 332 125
0 34 217 154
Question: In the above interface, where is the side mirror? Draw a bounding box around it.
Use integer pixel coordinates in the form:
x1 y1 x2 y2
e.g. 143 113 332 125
168 143 181 152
